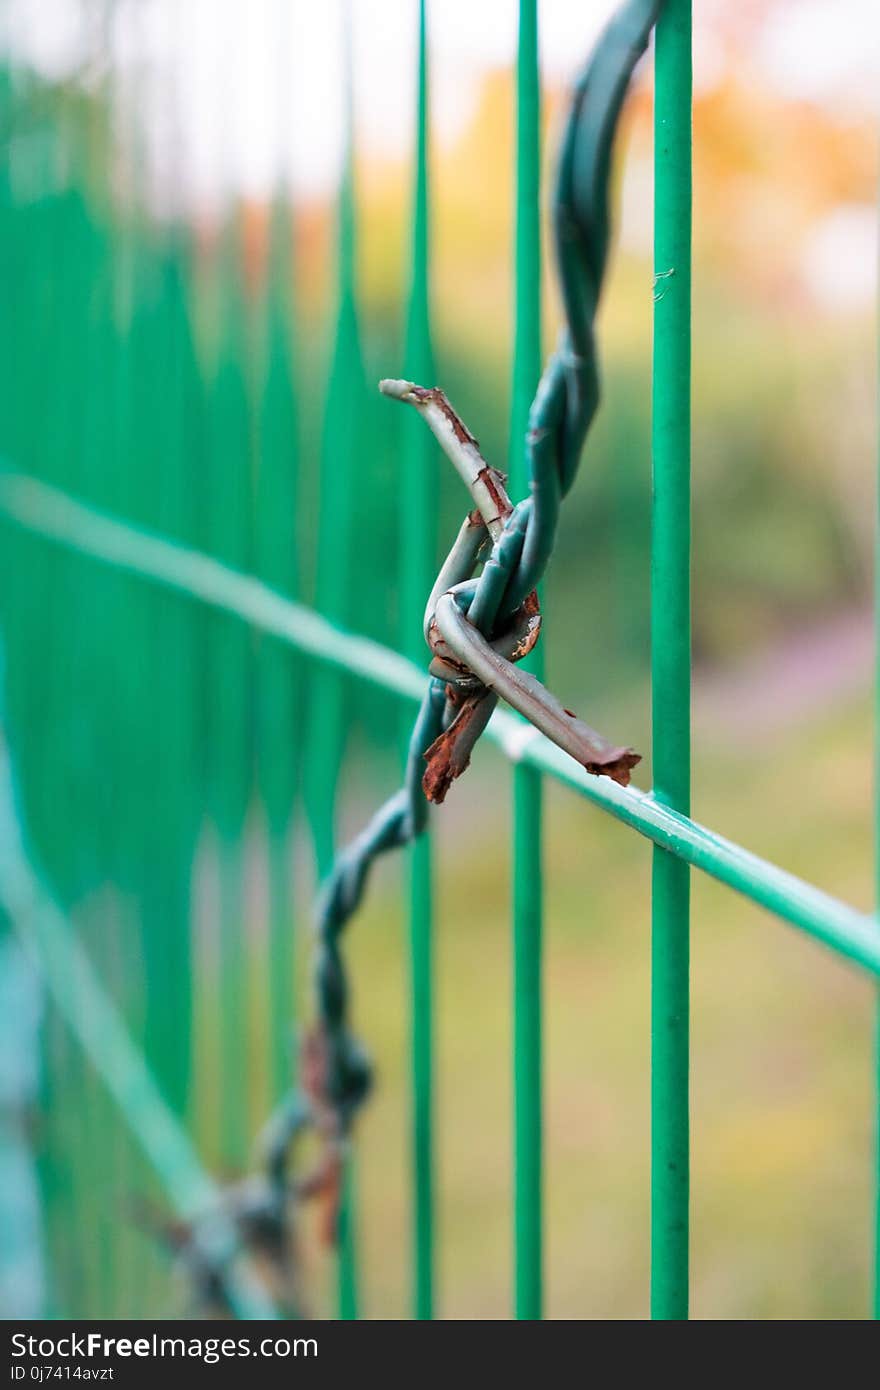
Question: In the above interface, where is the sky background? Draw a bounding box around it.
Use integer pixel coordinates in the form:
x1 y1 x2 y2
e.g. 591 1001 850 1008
7 0 880 200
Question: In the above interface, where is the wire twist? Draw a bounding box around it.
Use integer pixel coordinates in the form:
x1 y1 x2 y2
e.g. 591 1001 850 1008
294 0 661 1208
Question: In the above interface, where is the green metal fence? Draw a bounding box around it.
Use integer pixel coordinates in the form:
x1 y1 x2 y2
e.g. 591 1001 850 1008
0 0 877 1321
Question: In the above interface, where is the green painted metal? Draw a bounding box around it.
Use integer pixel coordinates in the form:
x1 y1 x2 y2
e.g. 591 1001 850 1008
0 44 222 1310
253 0 299 1116
305 86 362 875
304 40 363 1318
651 0 692 1320
876 999 880 1319
256 190 301 1102
510 0 544 1323
875 172 880 1323
0 930 44 1316
876 1006 880 1318
147 239 202 1125
208 214 255 1166
512 777 543 1317
401 0 437 1321
67 73 121 1321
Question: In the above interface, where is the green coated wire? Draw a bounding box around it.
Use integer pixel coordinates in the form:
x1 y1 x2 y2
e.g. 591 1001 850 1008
256 191 302 1102
651 0 691 1321
874 39 880 1322
400 0 437 1321
207 212 256 1167
303 15 364 1319
510 0 544 1323
49 90 107 1322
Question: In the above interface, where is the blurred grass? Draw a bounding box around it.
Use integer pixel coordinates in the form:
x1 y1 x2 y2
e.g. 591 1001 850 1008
298 681 875 1319
38 588 877 1319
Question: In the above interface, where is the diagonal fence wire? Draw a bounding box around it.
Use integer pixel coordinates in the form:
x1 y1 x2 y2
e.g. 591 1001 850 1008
1 465 878 978
0 699 280 1322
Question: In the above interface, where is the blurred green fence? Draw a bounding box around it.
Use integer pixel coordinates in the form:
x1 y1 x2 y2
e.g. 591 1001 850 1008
0 0 877 1322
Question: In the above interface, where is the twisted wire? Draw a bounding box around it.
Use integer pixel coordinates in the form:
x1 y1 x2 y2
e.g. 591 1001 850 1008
468 0 662 629
303 0 661 1140
312 679 446 1120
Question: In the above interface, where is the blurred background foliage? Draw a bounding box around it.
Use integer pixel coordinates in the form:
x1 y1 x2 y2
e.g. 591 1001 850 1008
0 0 877 1319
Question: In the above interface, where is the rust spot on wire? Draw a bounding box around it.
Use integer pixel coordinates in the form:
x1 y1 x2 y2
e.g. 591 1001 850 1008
510 589 541 660
476 464 514 523
289 1024 348 1247
583 748 641 787
422 687 496 804
407 384 481 448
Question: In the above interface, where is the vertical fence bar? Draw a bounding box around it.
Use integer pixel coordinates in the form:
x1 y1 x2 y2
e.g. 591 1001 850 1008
510 0 543 1322
400 0 436 1321
874 155 880 1321
257 186 300 1101
108 12 161 1312
210 220 254 1167
305 68 359 879
651 0 692 1321
305 17 362 1317
258 0 301 1107
0 931 44 1316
